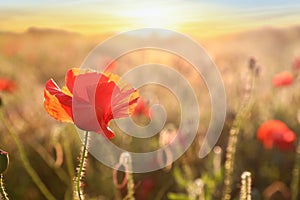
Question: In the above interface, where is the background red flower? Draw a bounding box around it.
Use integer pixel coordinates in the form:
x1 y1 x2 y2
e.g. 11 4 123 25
293 57 300 71
133 98 151 118
0 78 17 92
257 120 296 151
272 71 294 87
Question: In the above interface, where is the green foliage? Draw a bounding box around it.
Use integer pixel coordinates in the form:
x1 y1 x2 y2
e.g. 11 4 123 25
167 192 190 200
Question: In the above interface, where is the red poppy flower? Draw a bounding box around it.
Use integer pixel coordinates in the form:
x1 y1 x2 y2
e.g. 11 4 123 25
257 120 296 151
44 68 139 139
293 57 300 71
272 71 293 87
0 78 17 92
133 98 151 118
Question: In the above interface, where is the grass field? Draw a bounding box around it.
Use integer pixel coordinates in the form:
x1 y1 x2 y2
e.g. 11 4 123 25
0 25 300 199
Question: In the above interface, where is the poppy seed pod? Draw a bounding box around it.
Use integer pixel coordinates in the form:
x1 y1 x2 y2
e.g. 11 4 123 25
248 57 256 70
0 150 9 173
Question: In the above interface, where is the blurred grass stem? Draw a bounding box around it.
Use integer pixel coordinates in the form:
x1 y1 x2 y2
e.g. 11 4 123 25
0 110 55 200
291 138 300 200
222 59 257 200
239 171 252 200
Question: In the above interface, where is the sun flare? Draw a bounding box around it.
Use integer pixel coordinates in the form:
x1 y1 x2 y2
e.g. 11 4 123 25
120 6 180 29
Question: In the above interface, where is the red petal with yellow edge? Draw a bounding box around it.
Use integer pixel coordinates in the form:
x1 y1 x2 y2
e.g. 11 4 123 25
65 68 80 93
44 79 73 123
65 68 112 94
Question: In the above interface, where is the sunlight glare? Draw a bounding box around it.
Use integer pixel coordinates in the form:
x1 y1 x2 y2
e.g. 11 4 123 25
122 6 180 29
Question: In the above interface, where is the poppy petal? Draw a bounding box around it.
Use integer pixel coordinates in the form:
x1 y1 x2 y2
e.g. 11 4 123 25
112 88 139 118
100 122 115 139
65 68 80 94
107 76 139 118
44 79 73 123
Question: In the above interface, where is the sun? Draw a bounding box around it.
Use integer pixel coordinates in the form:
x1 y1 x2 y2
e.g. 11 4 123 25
121 6 180 29
131 7 172 28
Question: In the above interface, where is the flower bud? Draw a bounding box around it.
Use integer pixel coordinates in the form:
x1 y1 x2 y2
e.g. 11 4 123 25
0 149 9 173
248 57 256 70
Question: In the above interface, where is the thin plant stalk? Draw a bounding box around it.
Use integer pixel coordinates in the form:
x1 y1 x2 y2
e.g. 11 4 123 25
117 152 134 200
126 170 135 200
291 111 300 200
291 142 300 200
213 146 222 176
0 174 9 200
113 154 136 199
74 131 89 200
61 128 75 197
239 171 252 200
0 110 56 200
28 141 70 185
188 179 205 200
222 60 257 200
61 127 75 178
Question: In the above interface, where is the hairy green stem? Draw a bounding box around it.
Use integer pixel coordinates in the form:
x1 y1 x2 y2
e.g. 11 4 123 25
75 131 89 200
0 174 9 200
0 111 55 200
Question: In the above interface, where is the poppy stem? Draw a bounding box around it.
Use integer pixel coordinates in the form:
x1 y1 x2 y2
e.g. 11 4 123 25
291 140 300 200
0 174 9 200
75 131 89 200
0 110 56 200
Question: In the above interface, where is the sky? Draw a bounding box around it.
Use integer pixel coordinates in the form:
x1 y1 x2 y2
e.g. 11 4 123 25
1 0 300 37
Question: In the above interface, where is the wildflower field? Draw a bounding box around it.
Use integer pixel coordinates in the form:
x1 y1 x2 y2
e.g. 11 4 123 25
0 25 300 200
